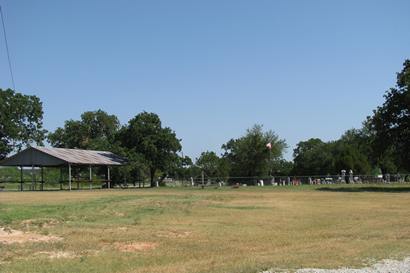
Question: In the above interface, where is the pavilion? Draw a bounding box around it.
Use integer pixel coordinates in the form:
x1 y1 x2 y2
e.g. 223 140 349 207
0 146 127 191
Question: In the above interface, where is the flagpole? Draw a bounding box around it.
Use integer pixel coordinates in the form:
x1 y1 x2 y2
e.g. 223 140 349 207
266 142 272 176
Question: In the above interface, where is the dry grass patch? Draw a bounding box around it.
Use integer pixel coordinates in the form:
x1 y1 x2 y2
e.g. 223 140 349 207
0 227 62 244
156 230 192 239
35 251 77 259
114 241 158 252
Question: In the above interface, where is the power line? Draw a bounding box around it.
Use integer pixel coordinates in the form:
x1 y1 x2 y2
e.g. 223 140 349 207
0 4 16 90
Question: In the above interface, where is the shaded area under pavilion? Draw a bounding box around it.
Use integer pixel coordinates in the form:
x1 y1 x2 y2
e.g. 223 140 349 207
0 146 127 191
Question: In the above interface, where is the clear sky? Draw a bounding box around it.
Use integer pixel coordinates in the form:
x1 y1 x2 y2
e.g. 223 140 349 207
0 0 409 160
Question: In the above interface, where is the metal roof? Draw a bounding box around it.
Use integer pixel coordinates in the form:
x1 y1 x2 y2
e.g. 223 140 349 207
0 147 127 167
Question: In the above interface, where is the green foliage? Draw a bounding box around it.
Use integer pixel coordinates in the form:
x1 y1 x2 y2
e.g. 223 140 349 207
196 151 230 180
271 159 294 176
48 109 120 151
369 59 410 172
340 127 374 160
196 151 218 177
293 138 333 175
222 125 287 179
0 89 46 159
331 140 371 174
47 110 184 186
118 112 182 186
293 133 372 175
108 145 148 186
0 166 19 181
167 155 199 180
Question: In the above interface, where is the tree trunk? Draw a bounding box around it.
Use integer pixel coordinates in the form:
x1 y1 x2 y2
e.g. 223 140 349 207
150 168 156 187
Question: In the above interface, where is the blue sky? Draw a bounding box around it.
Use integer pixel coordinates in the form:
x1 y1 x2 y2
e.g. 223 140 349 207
0 0 409 160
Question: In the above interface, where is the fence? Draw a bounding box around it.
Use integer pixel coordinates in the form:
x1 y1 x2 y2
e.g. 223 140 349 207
0 176 151 191
162 174 410 187
1 166 409 191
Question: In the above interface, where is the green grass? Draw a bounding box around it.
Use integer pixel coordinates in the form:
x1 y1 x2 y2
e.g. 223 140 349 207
0 184 410 273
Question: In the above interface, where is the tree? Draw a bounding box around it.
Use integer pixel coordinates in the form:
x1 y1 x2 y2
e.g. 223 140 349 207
196 151 230 180
369 60 410 172
222 125 287 181
48 109 120 150
271 159 294 176
330 140 371 175
340 128 372 157
110 147 149 187
164 155 196 180
0 89 46 159
292 138 333 175
293 136 372 175
196 151 220 177
118 112 182 187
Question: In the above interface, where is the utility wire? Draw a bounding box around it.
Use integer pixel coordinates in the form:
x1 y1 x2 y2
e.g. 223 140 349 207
0 4 16 90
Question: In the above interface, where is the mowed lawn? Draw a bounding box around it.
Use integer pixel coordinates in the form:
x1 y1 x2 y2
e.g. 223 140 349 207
0 185 410 273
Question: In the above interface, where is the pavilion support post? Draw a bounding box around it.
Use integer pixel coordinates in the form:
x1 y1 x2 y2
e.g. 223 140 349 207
107 166 111 189
31 165 35 191
41 167 44 191
59 167 63 190
89 165 92 190
20 166 23 191
68 164 72 191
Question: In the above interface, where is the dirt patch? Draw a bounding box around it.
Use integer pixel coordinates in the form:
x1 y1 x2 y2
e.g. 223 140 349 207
156 230 192 239
114 242 157 252
36 251 76 259
0 227 62 245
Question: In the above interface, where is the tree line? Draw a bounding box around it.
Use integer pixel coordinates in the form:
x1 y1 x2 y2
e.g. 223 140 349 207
1 60 409 185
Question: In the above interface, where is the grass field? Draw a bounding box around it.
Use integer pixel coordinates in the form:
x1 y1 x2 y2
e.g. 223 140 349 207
0 184 409 273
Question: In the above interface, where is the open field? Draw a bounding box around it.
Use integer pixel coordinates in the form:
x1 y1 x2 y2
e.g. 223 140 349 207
0 185 409 273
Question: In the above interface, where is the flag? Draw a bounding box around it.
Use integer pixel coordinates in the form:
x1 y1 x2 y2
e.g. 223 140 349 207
266 142 272 149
